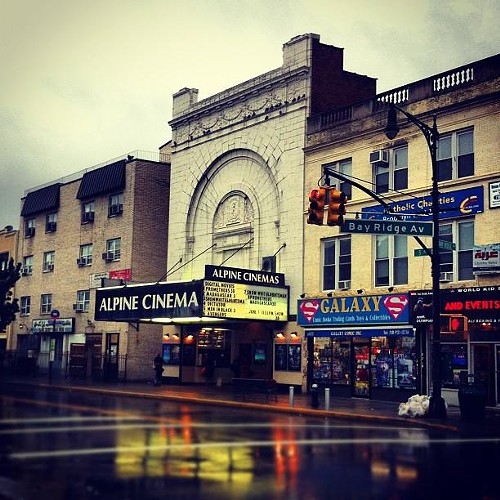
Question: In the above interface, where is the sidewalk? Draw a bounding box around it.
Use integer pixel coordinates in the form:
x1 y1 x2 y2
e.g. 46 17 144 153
3 375 500 434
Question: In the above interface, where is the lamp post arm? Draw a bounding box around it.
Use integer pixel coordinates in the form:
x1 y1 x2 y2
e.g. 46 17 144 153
389 104 439 149
322 166 431 254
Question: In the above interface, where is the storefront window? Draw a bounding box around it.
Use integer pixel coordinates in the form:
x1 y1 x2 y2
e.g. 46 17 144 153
441 343 468 388
371 336 416 390
312 338 350 385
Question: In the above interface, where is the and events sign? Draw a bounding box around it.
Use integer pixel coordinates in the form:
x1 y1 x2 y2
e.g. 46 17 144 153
409 286 500 324
203 265 288 321
362 186 484 221
95 281 203 321
298 294 410 326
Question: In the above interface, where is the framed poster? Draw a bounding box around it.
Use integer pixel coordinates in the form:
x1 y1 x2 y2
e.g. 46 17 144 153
288 345 302 372
274 344 288 371
254 342 266 365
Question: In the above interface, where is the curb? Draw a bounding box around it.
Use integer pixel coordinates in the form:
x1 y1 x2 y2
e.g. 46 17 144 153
6 379 459 432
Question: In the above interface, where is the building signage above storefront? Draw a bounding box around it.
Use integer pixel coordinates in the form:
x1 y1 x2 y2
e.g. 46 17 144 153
298 294 410 326
410 286 500 324
473 243 500 274
95 281 203 321
361 186 484 222
205 265 285 287
32 318 75 334
305 327 414 337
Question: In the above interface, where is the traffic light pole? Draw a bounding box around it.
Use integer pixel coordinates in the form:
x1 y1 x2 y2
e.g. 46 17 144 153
322 166 431 255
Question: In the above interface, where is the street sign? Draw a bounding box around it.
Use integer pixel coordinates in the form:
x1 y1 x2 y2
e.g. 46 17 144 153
414 248 432 257
439 239 456 251
341 219 433 236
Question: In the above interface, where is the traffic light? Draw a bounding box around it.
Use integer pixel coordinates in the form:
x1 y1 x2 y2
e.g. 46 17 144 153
307 187 327 225
327 189 348 226
440 314 468 334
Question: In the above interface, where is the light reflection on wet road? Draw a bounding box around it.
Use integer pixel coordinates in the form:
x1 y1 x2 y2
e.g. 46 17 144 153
1 383 499 499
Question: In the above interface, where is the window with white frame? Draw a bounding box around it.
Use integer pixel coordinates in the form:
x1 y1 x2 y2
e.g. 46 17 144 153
82 201 95 223
105 238 121 261
22 256 33 276
43 251 55 272
40 294 52 314
375 235 408 287
25 218 36 238
437 129 474 182
45 212 57 232
322 236 351 290
108 193 124 217
324 159 352 200
0 252 8 272
79 244 93 266
76 290 90 312
20 296 31 316
374 145 408 195
439 220 474 281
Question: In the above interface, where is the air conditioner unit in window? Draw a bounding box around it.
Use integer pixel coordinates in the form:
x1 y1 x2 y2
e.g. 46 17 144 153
83 212 95 223
369 150 389 166
109 204 123 216
47 263 54 271
102 252 114 262
338 280 351 290
77 258 87 267
72 303 85 312
21 267 32 276
46 222 57 232
439 271 454 282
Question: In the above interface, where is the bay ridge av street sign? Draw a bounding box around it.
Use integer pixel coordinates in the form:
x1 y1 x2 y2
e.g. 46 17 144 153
340 219 434 236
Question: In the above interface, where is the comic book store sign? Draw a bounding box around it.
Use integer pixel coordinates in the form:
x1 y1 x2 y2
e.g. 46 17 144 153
298 294 410 326
95 281 203 321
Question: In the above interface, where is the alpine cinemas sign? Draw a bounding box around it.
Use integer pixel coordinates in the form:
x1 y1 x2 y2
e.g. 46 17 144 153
95 281 202 321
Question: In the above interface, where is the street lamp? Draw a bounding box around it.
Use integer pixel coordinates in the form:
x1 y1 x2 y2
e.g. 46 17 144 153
385 103 447 419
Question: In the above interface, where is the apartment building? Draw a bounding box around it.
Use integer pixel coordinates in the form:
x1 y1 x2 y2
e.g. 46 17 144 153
0 225 19 352
302 54 500 404
10 151 171 381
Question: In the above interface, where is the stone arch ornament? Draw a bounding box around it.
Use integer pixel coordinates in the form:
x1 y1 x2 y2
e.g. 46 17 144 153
186 149 281 272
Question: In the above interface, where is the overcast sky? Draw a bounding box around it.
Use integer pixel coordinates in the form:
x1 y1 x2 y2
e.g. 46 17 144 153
1 0 499 230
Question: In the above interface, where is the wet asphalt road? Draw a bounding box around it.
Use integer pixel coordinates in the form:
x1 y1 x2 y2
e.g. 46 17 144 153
1 383 499 500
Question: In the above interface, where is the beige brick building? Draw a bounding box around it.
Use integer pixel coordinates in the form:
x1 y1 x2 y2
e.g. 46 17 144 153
302 54 500 404
0 224 19 351
10 151 170 381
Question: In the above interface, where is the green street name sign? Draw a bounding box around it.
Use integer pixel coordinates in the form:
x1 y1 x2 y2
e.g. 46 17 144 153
414 248 432 257
439 239 456 251
341 219 433 236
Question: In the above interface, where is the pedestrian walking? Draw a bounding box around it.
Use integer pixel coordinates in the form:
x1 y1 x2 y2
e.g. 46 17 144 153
153 352 164 386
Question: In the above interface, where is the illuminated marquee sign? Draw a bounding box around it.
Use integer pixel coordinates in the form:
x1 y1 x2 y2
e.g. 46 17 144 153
95 281 203 321
203 280 289 321
203 265 288 321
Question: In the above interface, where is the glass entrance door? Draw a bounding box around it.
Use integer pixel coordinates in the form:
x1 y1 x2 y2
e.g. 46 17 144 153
353 341 370 397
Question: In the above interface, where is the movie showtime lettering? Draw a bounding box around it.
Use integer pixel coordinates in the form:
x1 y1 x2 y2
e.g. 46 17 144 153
95 281 203 321
297 294 410 326
409 286 500 324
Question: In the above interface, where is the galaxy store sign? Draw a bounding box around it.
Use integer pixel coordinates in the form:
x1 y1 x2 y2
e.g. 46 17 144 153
297 294 410 326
